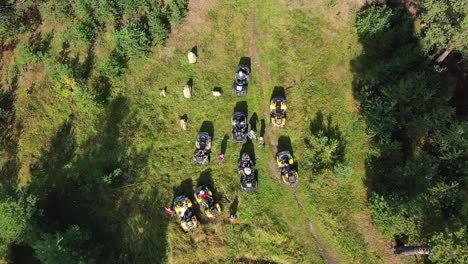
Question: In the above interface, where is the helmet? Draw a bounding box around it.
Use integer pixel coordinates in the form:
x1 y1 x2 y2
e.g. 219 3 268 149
238 71 245 78
244 167 252 175
259 137 263 141
200 190 205 195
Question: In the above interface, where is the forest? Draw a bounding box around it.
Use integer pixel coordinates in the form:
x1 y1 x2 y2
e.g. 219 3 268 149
0 0 467 263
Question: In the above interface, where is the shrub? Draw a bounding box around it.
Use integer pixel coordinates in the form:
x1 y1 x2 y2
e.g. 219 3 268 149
168 0 188 27
369 194 423 243
429 228 468 264
0 192 37 258
114 22 151 58
98 49 128 78
356 5 393 43
147 9 170 44
33 226 96 264
304 130 344 173
15 43 41 68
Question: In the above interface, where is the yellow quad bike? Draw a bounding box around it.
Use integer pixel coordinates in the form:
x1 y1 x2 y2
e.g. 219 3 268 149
194 186 222 219
276 151 298 186
270 96 287 128
174 195 198 232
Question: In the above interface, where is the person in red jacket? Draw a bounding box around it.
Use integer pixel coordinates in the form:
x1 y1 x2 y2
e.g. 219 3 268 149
200 190 209 200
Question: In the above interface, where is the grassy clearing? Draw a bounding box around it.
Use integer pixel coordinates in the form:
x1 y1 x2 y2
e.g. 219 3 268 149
1 0 403 263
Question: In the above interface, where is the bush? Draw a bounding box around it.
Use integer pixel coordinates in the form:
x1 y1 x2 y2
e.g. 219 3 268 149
430 228 468 264
168 0 188 27
147 9 170 44
43 57 78 92
98 49 128 78
304 130 344 173
0 1 38 45
356 5 413 55
114 22 151 58
33 226 96 264
356 5 393 42
369 194 423 243
15 43 41 68
0 192 37 258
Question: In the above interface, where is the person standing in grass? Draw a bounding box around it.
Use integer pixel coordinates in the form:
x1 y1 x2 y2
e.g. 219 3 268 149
258 137 265 148
218 153 225 164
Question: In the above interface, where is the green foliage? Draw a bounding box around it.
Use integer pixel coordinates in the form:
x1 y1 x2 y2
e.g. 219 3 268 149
304 130 343 173
0 191 36 257
369 194 422 242
15 43 41 68
356 5 414 54
98 49 128 78
0 0 38 45
42 57 79 92
356 5 393 41
304 112 345 174
416 0 468 56
168 0 188 27
114 22 152 58
147 9 170 44
429 228 468 264
429 122 468 183
33 226 96 264
355 5 468 262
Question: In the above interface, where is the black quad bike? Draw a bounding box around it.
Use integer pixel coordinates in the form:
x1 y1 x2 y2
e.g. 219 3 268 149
193 132 211 165
239 153 258 192
232 112 248 144
232 64 250 96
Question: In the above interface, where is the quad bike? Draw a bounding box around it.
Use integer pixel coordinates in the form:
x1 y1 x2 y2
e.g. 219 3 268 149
193 149 210 165
173 195 198 232
276 150 298 186
194 186 222 219
196 132 212 150
193 132 211 165
270 96 287 128
232 64 250 96
232 112 248 143
239 153 258 191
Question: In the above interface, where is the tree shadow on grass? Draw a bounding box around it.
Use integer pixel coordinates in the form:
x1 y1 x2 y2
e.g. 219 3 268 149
28 96 169 262
91 75 112 104
81 43 95 80
0 91 21 187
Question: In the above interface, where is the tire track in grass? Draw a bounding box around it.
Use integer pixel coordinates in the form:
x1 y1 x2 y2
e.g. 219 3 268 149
248 1 338 263
294 191 338 264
